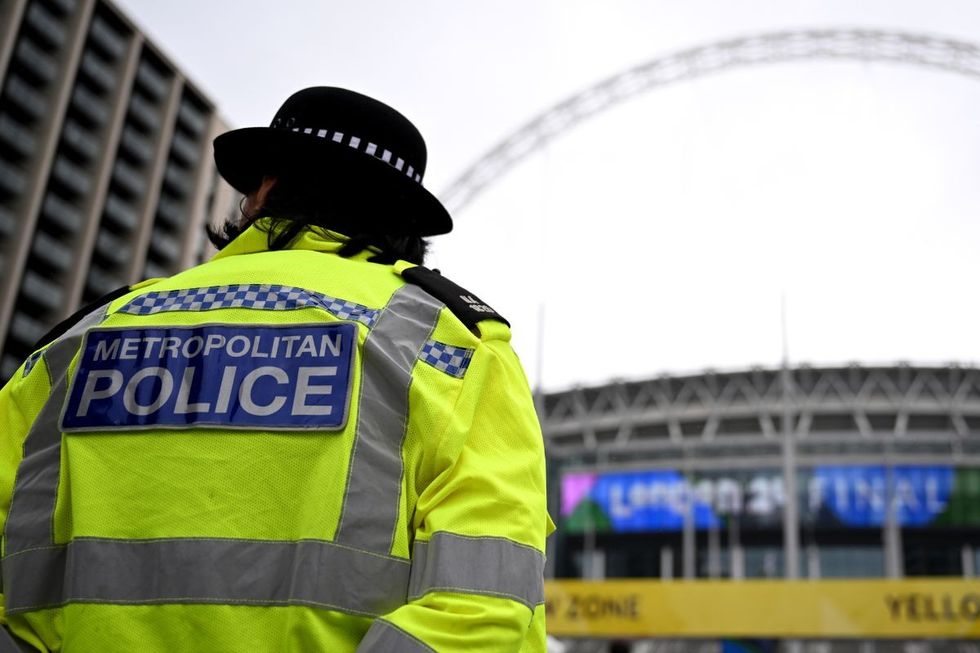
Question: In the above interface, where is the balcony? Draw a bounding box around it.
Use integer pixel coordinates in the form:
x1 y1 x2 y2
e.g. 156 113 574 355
103 194 138 231
20 270 64 312
155 196 184 230
112 159 145 197
0 159 27 197
86 267 124 297
135 61 168 100
143 260 168 279
177 101 207 136
128 94 160 131
95 230 129 266
88 15 127 60
149 230 181 263
1 355 22 382
51 157 91 197
79 50 117 93
62 119 99 161
9 312 47 349
71 85 110 126
24 2 66 49
170 131 201 166
162 163 190 196
41 192 82 233
0 206 14 236
15 39 57 84
43 0 78 17
119 125 153 164
0 114 36 158
5 75 47 119
31 232 72 271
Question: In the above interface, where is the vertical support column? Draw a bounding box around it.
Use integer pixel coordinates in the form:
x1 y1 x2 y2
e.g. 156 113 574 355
962 545 975 578
781 365 800 579
0 0 96 349
582 491 596 579
729 515 744 580
807 544 820 579
63 32 143 312
782 367 802 653
707 522 721 578
585 549 605 580
0 0 28 82
883 441 904 578
682 455 695 579
124 71 182 282
660 547 673 580
730 546 744 580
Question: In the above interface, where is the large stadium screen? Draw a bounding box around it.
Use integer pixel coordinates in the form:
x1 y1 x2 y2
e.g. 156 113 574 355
561 466 980 532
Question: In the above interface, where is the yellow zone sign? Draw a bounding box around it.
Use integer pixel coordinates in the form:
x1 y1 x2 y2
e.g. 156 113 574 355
544 579 980 639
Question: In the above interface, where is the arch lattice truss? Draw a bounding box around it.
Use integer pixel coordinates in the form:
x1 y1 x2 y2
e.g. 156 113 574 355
440 28 980 214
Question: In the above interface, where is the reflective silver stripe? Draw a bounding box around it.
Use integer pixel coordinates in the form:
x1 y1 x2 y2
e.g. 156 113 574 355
358 619 436 653
4 306 109 554
334 285 442 553
409 532 545 611
2 538 410 616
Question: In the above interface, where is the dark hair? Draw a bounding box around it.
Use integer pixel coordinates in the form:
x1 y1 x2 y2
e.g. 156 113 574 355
207 177 429 265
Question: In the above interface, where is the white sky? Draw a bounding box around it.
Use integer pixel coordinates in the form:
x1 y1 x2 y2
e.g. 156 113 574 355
116 1 980 390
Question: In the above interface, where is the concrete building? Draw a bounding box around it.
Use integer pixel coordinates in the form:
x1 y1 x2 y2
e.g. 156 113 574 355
0 0 236 381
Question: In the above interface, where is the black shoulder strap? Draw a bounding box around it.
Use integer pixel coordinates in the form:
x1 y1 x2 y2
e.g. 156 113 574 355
400 266 509 329
32 285 132 351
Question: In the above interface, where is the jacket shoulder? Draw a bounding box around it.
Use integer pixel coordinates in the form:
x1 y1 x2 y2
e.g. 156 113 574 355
399 265 509 331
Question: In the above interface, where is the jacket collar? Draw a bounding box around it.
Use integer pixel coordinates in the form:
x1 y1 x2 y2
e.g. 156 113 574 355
211 218 378 263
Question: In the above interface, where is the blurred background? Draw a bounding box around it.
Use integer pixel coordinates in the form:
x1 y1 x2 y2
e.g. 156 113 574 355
0 1 978 651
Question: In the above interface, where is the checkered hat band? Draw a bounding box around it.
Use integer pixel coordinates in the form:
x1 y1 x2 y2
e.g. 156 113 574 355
419 340 474 379
290 126 423 184
119 284 380 327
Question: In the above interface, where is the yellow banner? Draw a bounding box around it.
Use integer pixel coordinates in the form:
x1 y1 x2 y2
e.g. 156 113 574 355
545 579 980 639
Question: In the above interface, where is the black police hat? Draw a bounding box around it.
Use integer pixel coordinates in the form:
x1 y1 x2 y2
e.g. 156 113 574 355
213 87 452 236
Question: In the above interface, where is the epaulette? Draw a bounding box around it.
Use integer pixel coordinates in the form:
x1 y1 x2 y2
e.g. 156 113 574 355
31 285 132 351
400 266 509 330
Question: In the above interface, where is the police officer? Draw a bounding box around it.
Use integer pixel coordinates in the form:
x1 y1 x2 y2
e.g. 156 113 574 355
0 87 552 652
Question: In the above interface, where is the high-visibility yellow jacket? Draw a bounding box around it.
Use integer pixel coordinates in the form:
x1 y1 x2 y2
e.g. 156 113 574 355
0 222 552 652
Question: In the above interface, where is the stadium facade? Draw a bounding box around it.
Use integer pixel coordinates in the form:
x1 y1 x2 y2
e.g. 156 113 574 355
0 0 236 381
545 364 980 580
543 364 980 650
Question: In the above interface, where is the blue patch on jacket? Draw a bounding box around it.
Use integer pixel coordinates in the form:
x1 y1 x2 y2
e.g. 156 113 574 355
62 323 356 431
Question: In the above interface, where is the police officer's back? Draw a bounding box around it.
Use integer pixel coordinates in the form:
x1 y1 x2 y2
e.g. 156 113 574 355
0 87 551 652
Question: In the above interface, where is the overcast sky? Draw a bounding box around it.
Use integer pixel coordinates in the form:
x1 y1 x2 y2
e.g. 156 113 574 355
116 1 980 390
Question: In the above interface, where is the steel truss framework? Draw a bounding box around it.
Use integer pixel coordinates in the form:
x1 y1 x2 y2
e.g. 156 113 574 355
441 28 980 214
541 364 980 469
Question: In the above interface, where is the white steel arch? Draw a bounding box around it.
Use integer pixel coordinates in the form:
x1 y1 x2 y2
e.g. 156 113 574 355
440 28 980 214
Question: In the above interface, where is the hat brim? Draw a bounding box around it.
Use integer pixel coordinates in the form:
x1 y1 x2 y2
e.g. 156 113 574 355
213 128 452 236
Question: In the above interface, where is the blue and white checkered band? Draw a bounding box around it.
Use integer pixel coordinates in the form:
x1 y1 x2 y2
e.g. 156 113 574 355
22 350 43 377
419 340 474 379
288 126 423 184
119 285 380 328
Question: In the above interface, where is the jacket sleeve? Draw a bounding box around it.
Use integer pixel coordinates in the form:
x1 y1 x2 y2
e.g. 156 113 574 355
0 356 52 649
357 323 552 653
